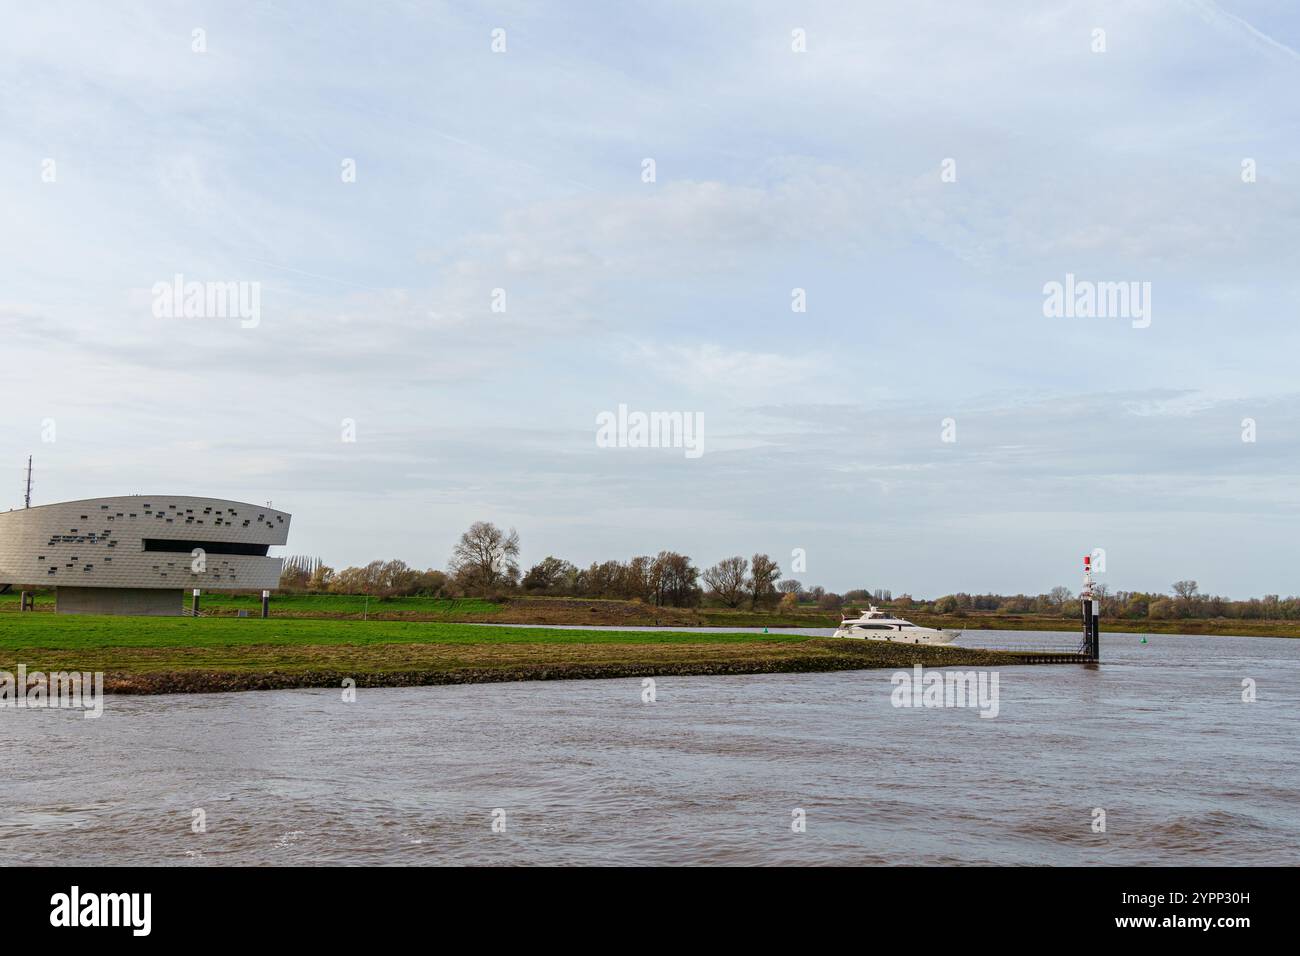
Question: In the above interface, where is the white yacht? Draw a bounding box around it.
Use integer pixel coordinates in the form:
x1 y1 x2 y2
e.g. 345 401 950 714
832 606 961 645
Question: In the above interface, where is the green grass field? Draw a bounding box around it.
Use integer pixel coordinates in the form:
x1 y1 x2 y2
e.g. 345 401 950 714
0 614 802 650
0 612 1038 694
0 590 501 618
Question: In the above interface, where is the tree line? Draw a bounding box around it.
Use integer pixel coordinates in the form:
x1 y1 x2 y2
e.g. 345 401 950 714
279 524 1300 620
914 580 1300 621
278 520 794 607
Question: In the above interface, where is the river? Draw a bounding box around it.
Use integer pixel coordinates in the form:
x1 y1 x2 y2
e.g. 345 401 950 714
3 629 1297 865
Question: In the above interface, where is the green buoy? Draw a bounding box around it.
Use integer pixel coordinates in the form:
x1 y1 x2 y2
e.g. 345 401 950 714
1140 636 1148 644
763 627 768 633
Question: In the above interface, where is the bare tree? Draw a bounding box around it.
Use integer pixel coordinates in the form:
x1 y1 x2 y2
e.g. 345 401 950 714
279 555 322 590
1171 579 1201 618
449 521 521 595
747 553 782 609
649 551 701 607
621 556 654 602
777 579 802 595
702 556 749 608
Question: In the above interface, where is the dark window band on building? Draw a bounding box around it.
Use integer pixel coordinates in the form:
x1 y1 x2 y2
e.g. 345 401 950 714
141 538 270 556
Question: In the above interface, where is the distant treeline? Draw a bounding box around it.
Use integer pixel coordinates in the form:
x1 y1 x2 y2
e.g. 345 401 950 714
919 582 1300 622
279 523 1299 620
280 522 785 608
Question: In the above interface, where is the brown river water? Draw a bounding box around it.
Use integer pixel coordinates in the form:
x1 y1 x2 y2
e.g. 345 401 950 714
2 629 1297 865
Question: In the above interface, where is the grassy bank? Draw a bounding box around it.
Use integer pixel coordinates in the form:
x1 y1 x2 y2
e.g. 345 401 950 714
0 614 1045 695
0 615 813 649
0 590 845 626
0 590 501 619
188 593 841 627
6 589 1297 636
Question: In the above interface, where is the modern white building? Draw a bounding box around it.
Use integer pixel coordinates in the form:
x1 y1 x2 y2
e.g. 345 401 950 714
0 496 290 616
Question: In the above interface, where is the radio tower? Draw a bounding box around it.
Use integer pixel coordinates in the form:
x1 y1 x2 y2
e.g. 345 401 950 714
23 456 32 509
1080 554 1100 661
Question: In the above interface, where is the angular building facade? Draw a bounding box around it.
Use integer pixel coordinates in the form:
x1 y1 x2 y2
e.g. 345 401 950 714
0 496 290 616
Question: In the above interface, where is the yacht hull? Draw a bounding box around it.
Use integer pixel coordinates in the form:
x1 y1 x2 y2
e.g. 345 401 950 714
832 627 961 646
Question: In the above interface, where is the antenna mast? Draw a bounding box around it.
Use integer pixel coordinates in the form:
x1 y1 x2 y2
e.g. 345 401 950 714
24 456 32 509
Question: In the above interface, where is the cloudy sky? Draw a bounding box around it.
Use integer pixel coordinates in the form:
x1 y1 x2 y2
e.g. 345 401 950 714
2 1 1297 597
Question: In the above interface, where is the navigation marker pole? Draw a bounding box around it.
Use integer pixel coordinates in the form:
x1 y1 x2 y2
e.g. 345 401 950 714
1080 555 1100 662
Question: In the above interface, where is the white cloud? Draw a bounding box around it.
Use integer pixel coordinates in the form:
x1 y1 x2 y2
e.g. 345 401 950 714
2 1 1299 595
